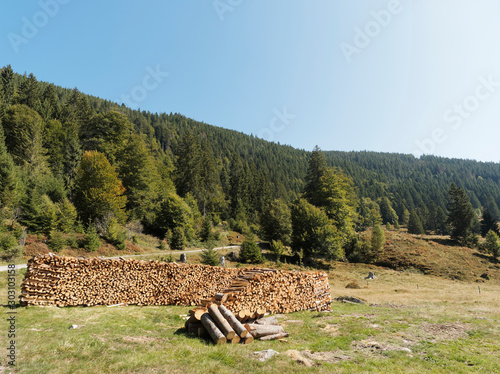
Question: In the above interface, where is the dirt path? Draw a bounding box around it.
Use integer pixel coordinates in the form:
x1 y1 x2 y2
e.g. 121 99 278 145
0 245 240 272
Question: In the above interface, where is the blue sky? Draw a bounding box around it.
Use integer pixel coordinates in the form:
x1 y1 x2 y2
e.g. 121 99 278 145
1 1 500 162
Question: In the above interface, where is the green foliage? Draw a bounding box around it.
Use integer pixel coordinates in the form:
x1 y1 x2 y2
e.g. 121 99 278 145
291 198 343 261
408 210 425 235
2 104 45 167
170 226 186 250
83 224 101 252
56 198 77 233
155 193 194 240
484 230 500 258
73 150 127 224
159 240 168 250
0 124 17 208
47 231 65 252
270 240 286 262
447 183 476 242
370 225 385 260
238 238 263 264
379 197 398 225
357 197 382 230
0 232 17 252
481 209 499 237
80 111 133 163
117 134 162 224
200 215 213 242
200 247 219 266
260 199 292 246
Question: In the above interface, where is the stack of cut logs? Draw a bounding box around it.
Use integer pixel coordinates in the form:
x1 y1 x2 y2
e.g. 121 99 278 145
20 254 331 315
185 304 288 344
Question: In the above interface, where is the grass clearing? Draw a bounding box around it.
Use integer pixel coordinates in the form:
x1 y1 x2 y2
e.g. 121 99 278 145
1 260 499 373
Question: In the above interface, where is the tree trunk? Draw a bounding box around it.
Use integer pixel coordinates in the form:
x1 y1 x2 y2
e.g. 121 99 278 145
201 313 226 344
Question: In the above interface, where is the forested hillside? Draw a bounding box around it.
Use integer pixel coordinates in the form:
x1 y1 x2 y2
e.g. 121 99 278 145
1 65 500 259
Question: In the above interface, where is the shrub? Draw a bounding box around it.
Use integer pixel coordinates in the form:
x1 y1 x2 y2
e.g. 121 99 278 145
200 247 219 266
0 232 17 252
239 239 263 264
484 230 500 258
47 231 65 252
270 240 286 262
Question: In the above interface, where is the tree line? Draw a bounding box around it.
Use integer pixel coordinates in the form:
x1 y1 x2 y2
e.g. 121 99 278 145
1 65 500 262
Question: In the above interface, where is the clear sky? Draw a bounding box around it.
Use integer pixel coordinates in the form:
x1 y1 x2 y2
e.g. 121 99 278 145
1 1 500 162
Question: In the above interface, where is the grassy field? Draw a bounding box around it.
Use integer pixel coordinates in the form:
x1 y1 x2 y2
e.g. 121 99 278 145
1 257 499 374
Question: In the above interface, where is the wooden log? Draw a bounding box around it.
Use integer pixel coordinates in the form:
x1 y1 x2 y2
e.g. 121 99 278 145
198 326 209 339
218 305 248 338
259 331 289 341
188 322 204 334
246 324 284 338
207 304 236 340
189 307 207 321
200 313 226 344
230 335 241 344
243 335 254 344
254 316 279 326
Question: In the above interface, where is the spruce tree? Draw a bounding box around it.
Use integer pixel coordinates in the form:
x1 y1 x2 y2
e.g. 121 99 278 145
303 145 327 206
0 65 15 105
408 210 425 235
446 183 475 242
0 125 17 207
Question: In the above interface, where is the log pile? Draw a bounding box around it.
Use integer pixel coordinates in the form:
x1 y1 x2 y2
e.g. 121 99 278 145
185 304 288 344
20 254 331 315
210 268 332 314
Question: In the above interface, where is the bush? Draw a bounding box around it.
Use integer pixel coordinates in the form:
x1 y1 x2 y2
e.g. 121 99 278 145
84 224 101 252
484 230 500 258
66 234 79 249
47 231 65 252
239 239 263 264
0 232 18 252
159 240 168 250
270 240 286 262
0 245 22 262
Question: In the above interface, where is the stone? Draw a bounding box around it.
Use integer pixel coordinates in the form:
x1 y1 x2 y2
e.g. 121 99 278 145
253 349 279 362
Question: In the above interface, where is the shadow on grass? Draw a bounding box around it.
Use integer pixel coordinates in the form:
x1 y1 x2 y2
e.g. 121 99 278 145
421 237 461 247
472 252 499 264
174 327 213 344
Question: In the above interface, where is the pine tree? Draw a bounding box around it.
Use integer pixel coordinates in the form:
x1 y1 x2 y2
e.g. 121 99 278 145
0 124 17 207
481 209 499 237
408 210 425 235
17 73 40 109
446 183 476 242
238 238 263 264
0 65 15 105
303 145 327 206
174 131 202 198
73 151 127 224
379 197 398 225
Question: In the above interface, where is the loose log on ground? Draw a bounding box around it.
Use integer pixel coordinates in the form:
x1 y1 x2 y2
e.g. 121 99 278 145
200 313 226 345
207 304 236 340
246 324 284 338
254 316 279 326
259 331 290 341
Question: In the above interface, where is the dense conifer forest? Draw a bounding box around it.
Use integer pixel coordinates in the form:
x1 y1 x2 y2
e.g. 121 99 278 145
1 65 500 261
